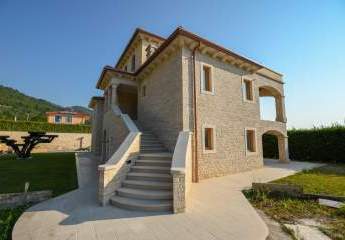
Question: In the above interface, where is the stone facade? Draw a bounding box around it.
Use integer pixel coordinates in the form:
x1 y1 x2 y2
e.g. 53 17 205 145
90 28 289 208
101 110 129 162
137 49 183 151
181 49 287 180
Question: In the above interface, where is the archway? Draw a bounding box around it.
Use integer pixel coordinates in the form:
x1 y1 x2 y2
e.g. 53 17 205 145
259 86 286 123
262 130 289 163
117 84 138 120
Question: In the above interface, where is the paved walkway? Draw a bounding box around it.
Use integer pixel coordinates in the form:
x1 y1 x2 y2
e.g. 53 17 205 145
13 154 321 240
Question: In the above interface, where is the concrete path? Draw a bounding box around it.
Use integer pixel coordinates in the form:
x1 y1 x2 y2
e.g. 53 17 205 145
13 155 321 240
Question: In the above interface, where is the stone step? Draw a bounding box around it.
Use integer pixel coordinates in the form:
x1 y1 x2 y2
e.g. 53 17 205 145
141 146 165 150
122 180 173 190
110 195 172 212
141 143 163 147
135 160 171 167
138 153 172 160
116 187 172 200
141 134 155 137
127 172 172 182
141 142 161 146
141 150 167 154
131 165 170 174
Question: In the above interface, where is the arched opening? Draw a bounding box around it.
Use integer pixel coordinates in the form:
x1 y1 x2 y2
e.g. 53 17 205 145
117 85 138 120
262 130 289 163
259 86 286 123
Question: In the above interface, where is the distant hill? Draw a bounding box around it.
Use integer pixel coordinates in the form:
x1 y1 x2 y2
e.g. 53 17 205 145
0 85 92 122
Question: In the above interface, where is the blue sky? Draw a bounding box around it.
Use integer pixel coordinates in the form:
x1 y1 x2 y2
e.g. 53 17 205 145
0 0 344 128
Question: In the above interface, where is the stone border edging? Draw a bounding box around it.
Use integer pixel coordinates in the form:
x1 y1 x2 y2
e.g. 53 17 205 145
0 190 52 209
252 182 345 202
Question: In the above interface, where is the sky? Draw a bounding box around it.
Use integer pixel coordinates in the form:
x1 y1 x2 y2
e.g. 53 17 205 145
0 0 344 129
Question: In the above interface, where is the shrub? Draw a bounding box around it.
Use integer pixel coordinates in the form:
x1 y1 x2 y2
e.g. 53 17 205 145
0 120 91 133
263 125 345 163
0 205 27 240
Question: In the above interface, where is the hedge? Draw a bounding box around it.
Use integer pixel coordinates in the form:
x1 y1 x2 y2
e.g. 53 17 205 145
263 125 345 163
0 120 91 133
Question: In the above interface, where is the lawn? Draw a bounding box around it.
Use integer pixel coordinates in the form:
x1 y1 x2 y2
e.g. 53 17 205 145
273 164 345 197
0 152 78 240
0 152 78 196
244 164 345 240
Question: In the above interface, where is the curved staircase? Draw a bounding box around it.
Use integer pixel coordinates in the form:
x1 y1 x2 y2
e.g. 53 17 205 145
110 131 173 212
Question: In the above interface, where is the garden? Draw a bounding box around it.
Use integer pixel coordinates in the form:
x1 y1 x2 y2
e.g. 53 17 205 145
247 125 345 239
0 152 78 240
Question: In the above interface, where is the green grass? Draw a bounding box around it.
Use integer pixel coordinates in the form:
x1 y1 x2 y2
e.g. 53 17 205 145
0 152 78 196
0 152 78 240
273 164 345 196
0 206 28 240
244 164 345 240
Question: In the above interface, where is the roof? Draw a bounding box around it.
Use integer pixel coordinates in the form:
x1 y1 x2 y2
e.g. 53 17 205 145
46 111 89 117
97 27 283 89
96 66 135 89
88 96 105 108
114 28 165 69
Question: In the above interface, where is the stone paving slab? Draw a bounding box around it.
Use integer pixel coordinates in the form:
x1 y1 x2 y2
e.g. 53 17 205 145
12 155 321 240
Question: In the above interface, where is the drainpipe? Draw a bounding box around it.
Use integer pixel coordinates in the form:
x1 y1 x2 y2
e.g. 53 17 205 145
192 41 201 182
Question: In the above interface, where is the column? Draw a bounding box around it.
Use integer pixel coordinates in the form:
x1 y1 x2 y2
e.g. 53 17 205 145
111 84 118 106
275 96 287 123
278 135 290 163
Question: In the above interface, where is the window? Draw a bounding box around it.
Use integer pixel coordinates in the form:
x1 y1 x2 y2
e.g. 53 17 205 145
66 114 72 123
245 128 257 153
131 55 136 72
203 126 215 153
55 115 62 123
124 65 128 72
243 78 254 102
146 44 152 58
201 64 213 93
142 85 146 97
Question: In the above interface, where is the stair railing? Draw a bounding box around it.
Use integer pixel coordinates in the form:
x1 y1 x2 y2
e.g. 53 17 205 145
170 131 193 213
98 105 141 206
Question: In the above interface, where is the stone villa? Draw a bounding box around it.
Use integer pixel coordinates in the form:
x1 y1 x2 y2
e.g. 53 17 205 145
89 27 289 213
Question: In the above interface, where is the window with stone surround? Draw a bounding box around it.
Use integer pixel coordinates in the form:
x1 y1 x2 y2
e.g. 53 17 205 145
131 55 136 72
201 64 214 94
243 78 254 102
245 128 257 153
203 126 215 153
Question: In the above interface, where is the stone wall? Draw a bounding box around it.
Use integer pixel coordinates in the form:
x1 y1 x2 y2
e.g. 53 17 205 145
138 49 183 151
181 47 287 180
0 131 91 153
101 110 129 162
0 190 52 209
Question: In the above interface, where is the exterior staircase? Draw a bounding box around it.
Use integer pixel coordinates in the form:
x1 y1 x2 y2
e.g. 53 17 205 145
110 131 173 211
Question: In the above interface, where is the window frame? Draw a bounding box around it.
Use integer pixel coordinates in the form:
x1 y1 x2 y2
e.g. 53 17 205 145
54 115 62 123
244 127 257 155
131 55 136 72
242 76 255 103
200 63 215 95
202 125 216 153
66 114 73 124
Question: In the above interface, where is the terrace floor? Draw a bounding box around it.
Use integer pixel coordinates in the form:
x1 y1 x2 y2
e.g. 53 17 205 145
12 154 322 240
